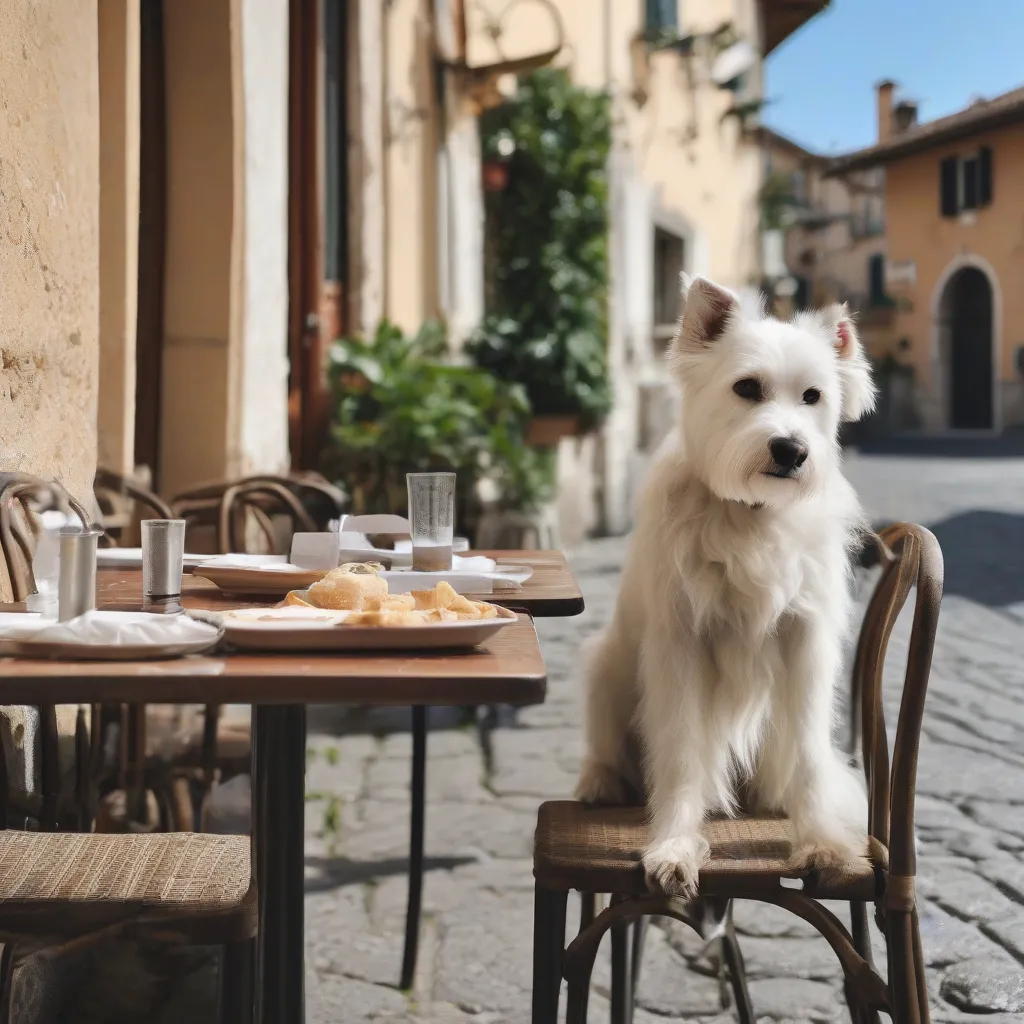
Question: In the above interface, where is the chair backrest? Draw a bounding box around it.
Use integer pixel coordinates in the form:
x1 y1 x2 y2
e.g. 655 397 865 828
172 474 345 554
0 473 91 602
94 467 174 546
851 522 943 882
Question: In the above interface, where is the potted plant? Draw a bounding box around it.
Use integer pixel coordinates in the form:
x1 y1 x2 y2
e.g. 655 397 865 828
320 320 551 541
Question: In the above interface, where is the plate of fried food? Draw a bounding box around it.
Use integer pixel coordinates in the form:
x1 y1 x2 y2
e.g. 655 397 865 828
216 564 517 651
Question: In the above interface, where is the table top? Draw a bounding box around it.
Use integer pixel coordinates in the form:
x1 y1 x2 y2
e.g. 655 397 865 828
0 558 560 705
0 612 546 706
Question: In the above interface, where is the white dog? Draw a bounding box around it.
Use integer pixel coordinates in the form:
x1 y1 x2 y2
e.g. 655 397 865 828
575 275 877 896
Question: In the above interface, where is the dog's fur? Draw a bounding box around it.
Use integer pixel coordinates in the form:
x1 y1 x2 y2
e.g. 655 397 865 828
575 275 877 896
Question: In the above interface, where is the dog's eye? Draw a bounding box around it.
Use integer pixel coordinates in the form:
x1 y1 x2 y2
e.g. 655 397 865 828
803 388 822 405
732 378 763 401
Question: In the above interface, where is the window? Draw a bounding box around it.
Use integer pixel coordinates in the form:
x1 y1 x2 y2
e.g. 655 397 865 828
868 253 895 308
940 147 993 217
645 0 678 38
653 227 686 345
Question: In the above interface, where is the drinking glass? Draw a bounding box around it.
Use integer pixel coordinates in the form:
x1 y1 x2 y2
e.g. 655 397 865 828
142 519 186 612
406 473 456 571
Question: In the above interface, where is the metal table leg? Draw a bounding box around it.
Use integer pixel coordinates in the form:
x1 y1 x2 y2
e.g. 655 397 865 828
253 704 307 1024
400 705 428 990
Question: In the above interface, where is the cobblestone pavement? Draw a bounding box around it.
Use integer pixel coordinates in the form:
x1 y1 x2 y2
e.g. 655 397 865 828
303 449 1024 1024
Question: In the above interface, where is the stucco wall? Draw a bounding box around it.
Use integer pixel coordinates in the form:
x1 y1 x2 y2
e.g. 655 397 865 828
0 0 100 504
886 125 1024 430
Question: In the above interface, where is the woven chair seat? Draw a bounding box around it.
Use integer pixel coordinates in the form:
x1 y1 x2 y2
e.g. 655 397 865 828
534 801 880 900
0 830 254 942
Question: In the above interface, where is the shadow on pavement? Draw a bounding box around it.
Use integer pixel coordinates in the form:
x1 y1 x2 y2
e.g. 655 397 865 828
304 854 475 893
874 510 1024 608
853 430 1024 458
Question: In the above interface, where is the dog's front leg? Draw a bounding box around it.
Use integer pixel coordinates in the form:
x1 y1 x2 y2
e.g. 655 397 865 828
780 619 869 871
639 630 715 898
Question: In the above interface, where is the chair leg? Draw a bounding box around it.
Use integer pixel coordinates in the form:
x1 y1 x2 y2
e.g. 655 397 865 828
532 885 568 1024
721 907 755 1024
0 944 16 1024
400 705 428 991
219 938 255 1024
610 921 632 1024
629 916 647 1022
848 901 881 1024
911 908 931 1024
888 910 923 1024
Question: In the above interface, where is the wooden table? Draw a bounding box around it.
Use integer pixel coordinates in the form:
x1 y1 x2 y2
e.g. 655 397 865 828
0 552 583 1023
92 549 585 619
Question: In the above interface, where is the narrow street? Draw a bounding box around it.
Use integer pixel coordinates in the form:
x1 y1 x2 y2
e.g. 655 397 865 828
304 447 1024 1024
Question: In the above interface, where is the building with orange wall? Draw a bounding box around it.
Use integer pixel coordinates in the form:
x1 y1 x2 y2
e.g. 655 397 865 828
828 82 1024 432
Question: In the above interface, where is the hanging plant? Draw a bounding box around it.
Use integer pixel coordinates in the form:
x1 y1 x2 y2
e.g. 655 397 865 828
468 69 613 430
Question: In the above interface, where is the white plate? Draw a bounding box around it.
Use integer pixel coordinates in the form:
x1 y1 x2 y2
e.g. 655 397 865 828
215 603 518 651
97 548 209 572
0 611 223 661
192 563 530 596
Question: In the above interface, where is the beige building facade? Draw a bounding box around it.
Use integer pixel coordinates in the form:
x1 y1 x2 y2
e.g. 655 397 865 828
758 126 891 353
2 0 828 577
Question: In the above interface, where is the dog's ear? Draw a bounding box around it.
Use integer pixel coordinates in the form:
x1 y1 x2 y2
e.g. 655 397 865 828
823 303 877 421
674 276 738 352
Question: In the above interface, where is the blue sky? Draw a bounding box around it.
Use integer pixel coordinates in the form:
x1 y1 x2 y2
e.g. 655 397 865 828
764 0 1024 154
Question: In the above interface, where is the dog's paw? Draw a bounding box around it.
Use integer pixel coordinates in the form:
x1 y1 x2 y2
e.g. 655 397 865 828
641 836 708 898
574 761 628 805
787 831 870 876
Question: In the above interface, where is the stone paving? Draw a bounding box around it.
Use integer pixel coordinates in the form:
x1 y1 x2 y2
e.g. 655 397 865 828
303 448 1024 1024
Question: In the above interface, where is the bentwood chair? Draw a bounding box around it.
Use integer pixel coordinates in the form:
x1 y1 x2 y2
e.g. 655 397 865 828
0 702 256 1024
531 522 943 1024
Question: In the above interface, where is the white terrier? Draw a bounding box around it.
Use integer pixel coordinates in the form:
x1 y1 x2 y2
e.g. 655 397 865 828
575 275 877 896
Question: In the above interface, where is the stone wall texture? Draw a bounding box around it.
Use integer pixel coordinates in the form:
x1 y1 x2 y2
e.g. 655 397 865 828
0 0 100 506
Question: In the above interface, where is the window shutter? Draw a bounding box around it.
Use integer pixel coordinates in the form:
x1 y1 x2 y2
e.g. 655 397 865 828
940 156 958 217
646 0 678 34
962 157 979 210
979 146 993 206
868 254 886 306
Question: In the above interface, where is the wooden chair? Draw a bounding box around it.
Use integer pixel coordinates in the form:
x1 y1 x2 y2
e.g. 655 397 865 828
93 467 174 547
0 473 90 601
171 473 345 552
531 522 943 1024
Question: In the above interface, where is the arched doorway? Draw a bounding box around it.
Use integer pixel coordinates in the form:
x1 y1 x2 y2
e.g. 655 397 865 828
941 266 994 429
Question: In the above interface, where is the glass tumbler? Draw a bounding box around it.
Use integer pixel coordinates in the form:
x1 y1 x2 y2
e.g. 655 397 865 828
142 519 186 612
406 472 456 572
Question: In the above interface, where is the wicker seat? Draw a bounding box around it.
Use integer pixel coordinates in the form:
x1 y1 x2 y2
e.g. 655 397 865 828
0 831 254 941
535 803 881 902
532 523 943 1024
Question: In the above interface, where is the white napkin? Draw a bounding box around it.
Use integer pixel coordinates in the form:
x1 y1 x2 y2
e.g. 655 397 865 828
0 611 219 647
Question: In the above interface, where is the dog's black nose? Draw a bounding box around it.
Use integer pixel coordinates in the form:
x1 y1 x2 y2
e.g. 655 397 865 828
769 437 808 472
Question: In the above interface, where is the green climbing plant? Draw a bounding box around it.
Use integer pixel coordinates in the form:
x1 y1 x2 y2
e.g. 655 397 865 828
467 69 613 430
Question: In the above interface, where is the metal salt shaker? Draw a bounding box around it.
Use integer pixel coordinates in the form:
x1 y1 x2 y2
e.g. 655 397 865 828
58 526 102 622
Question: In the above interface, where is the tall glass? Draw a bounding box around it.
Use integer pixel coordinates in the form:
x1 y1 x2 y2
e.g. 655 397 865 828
406 472 456 571
142 518 186 612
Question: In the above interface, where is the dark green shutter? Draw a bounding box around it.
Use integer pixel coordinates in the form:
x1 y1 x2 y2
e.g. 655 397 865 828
979 146 993 206
868 254 886 306
940 156 958 217
646 0 678 34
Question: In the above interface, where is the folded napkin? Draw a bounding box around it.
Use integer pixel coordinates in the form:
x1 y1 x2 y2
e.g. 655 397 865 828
0 611 219 647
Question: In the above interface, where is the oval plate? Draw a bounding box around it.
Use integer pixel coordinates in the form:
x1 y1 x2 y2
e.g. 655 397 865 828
216 603 518 652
